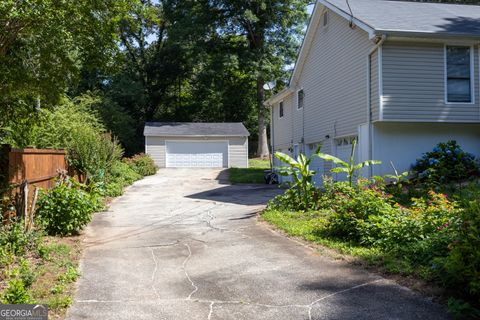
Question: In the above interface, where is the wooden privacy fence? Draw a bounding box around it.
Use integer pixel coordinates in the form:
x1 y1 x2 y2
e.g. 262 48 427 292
1 146 67 224
8 147 67 189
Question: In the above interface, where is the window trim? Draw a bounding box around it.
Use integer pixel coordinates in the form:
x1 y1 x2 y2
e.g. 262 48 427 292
444 44 475 105
297 89 304 110
279 100 284 119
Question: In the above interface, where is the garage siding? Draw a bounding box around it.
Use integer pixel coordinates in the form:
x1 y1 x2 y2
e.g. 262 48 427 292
145 136 248 168
229 137 248 168
145 136 166 168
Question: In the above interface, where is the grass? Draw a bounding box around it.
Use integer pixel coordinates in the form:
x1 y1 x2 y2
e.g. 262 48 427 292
229 158 270 184
0 235 83 320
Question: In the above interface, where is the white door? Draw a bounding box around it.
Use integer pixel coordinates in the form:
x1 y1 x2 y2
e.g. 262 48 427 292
334 136 357 181
306 143 324 186
166 141 228 168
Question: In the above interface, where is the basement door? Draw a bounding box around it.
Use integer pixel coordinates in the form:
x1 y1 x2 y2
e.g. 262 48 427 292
165 141 228 168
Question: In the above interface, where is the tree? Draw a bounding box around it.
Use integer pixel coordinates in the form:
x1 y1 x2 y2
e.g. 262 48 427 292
213 0 310 158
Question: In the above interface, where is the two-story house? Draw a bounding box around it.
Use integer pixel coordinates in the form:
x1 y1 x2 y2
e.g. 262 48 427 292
266 0 480 184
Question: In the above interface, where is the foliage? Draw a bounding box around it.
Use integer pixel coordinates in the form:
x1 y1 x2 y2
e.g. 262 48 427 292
275 147 321 210
229 158 270 184
318 139 381 186
411 141 479 185
68 131 124 184
124 153 157 176
103 161 142 197
434 200 480 305
36 179 101 236
0 221 42 256
1 277 31 304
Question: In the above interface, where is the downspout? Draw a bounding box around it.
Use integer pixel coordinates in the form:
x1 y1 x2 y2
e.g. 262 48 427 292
269 103 275 170
367 34 386 177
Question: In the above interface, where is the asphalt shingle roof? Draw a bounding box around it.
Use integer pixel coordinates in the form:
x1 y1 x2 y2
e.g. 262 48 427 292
144 122 250 137
326 0 480 38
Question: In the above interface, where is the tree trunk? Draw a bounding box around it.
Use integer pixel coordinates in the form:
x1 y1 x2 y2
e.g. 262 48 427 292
256 76 269 159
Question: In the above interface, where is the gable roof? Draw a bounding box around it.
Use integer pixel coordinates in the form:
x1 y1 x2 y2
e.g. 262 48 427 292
325 0 480 39
266 0 480 106
144 122 250 137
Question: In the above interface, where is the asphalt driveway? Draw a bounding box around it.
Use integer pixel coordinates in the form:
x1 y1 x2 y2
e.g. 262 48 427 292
67 169 449 320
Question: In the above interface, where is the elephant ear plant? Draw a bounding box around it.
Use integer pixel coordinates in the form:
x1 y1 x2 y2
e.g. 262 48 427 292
274 146 321 210
318 139 381 186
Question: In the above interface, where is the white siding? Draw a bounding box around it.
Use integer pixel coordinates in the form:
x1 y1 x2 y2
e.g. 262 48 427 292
145 136 166 168
271 94 294 150
372 122 480 176
382 42 480 122
145 136 248 168
229 137 248 168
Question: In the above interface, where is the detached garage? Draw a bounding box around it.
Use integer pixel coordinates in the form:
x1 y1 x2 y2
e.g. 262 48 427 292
144 122 249 168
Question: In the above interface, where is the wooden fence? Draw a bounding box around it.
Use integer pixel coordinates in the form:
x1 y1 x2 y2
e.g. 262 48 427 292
1 146 67 223
8 147 67 189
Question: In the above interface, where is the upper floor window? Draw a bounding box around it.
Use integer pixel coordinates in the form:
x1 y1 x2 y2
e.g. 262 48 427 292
297 89 304 109
323 11 328 27
279 101 284 118
446 46 472 103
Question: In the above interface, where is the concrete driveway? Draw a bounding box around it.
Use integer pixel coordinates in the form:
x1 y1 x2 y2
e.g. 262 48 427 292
67 169 449 320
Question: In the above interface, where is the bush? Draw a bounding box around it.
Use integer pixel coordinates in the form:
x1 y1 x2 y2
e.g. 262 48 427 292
0 221 42 256
434 200 480 304
68 131 124 183
412 141 479 184
36 179 100 236
124 154 157 177
102 161 142 197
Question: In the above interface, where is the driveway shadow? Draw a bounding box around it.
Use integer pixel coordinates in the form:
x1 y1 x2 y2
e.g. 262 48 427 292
186 184 281 206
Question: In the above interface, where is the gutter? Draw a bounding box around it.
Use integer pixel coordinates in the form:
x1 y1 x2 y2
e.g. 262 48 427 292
367 34 387 177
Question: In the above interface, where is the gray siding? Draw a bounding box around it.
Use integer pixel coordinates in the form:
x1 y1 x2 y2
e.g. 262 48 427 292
371 50 380 121
271 95 294 150
229 137 248 168
145 136 248 168
300 9 372 139
295 8 374 173
382 42 480 122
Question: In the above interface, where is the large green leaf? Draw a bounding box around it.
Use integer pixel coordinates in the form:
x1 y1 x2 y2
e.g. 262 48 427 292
275 151 298 167
318 153 346 166
353 160 382 170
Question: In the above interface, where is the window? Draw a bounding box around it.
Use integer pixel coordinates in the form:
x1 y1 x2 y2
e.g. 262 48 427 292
297 89 304 109
446 46 472 103
323 11 328 27
279 101 284 118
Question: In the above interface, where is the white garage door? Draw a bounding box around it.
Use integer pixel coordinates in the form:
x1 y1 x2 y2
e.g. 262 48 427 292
166 141 228 168
334 136 357 182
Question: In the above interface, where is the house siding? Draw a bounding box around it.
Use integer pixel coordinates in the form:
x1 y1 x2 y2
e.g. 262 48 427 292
382 42 480 122
145 136 248 168
295 8 374 172
272 94 294 150
371 50 380 121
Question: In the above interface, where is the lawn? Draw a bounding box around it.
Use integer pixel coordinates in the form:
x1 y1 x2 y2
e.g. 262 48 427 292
229 158 270 184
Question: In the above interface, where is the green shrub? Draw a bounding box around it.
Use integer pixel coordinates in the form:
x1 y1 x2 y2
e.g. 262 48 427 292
36 179 100 236
412 140 479 184
109 161 142 185
0 221 42 256
124 153 157 177
1 277 31 304
434 200 480 304
68 131 124 184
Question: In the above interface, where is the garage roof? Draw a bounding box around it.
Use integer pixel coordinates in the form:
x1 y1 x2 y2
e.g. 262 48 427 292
144 122 250 137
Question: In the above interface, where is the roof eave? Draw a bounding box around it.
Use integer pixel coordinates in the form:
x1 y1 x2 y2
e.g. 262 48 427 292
375 29 480 41
264 87 295 107
144 134 250 137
